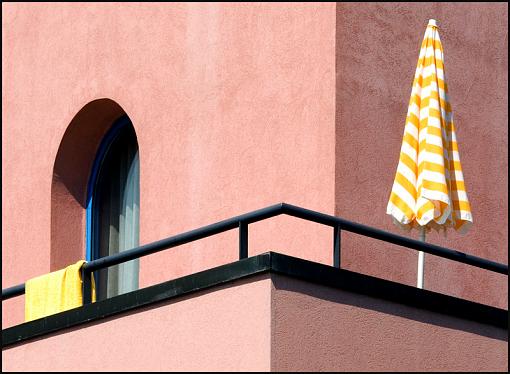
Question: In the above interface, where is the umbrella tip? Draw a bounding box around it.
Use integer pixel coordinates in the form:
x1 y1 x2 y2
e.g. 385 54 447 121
428 19 439 27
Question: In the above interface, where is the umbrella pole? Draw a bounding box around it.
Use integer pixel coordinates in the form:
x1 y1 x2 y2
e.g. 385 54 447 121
417 227 426 289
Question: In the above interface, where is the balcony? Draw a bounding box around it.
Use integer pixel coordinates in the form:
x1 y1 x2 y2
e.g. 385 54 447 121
2 204 508 371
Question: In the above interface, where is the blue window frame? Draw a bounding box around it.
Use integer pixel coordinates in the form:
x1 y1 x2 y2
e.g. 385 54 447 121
86 116 140 300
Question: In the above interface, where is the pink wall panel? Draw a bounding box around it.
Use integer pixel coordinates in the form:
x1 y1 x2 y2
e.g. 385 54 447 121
2 275 272 372
3 274 505 371
272 275 508 372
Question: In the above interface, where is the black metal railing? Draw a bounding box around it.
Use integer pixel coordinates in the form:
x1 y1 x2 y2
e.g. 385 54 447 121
2 203 508 304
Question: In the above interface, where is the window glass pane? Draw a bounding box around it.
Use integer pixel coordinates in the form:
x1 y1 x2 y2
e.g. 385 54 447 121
93 122 139 300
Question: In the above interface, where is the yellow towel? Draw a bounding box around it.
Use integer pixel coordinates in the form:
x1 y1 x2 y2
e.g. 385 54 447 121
25 260 96 322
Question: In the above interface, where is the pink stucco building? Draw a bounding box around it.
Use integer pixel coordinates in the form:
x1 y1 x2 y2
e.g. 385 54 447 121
2 2 508 371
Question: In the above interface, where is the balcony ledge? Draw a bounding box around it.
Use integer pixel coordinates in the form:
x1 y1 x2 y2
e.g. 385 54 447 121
2 251 507 348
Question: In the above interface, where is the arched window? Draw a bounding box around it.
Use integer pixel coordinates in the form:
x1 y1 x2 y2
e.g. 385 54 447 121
86 115 140 300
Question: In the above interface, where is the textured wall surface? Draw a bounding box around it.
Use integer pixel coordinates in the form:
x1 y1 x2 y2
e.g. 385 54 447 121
335 3 508 308
2 275 272 372
3 274 506 371
271 275 508 372
2 3 336 327
2 1 506 333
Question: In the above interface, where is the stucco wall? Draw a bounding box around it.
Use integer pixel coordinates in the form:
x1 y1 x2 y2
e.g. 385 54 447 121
271 275 508 372
2 2 336 327
335 2 508 308
2 275 272 372
3 273 506 371
2 2 507 331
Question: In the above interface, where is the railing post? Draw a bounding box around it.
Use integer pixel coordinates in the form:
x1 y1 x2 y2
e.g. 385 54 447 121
334 224 341 268
82 266 92 305
239 221 248 260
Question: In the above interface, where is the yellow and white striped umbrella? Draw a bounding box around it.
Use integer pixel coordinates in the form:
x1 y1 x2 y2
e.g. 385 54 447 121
387 19 473 234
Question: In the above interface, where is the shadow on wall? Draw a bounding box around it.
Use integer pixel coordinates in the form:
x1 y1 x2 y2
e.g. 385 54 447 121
50 98 129 271
272 274 507 342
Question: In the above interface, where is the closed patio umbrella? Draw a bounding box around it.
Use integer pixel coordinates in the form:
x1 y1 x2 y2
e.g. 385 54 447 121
386 19 473 288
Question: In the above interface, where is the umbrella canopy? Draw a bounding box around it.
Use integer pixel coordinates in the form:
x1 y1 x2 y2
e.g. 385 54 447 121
387 19 473 234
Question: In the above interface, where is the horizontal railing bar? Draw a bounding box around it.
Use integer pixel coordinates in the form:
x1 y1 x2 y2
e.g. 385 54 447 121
2 203 284 301
2 284 25 300
281 203 339 227
2 202 508 301
83 203 285 273
281 203 509 275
